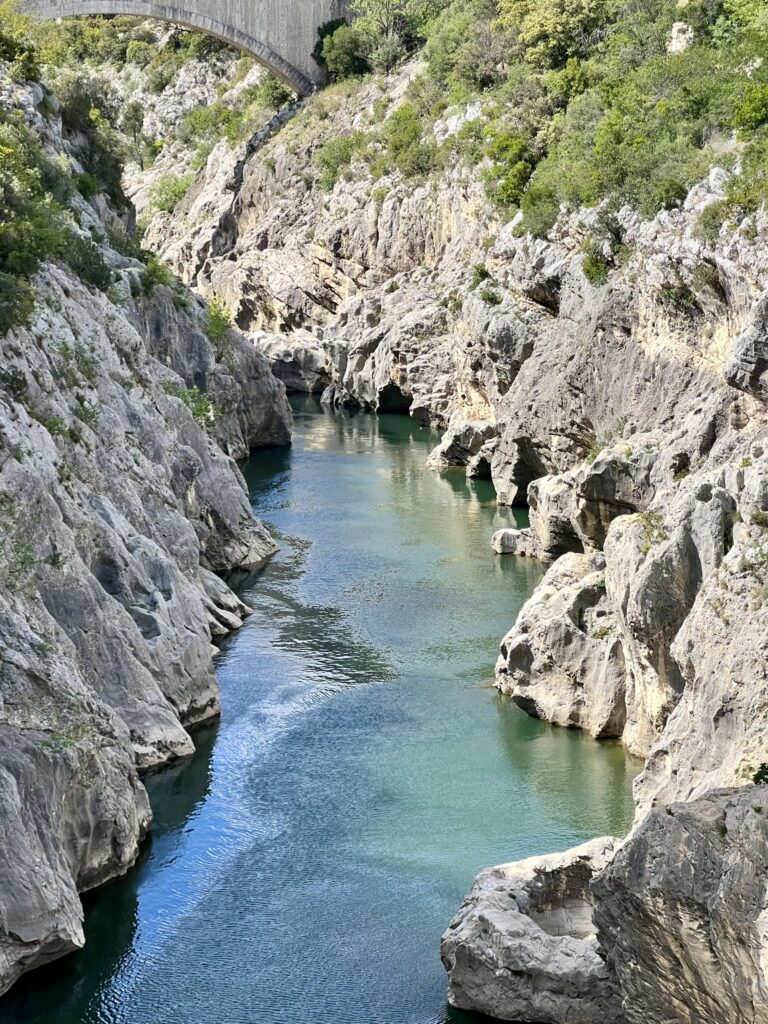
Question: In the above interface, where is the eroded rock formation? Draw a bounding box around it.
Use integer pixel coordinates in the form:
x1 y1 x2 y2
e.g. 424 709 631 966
0 71 291 994
441 838 623 1024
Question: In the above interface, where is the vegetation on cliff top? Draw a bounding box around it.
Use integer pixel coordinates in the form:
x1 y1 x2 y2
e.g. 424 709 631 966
2 0 768 337
317 0 768 236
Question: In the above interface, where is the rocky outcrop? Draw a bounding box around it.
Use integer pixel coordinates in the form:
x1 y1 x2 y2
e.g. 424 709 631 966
441 837 624 1024
593 787 768 1024
497 553 627 740
253 330 332 393
132 286 292 458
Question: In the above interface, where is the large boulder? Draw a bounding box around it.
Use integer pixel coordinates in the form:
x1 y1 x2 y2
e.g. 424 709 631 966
496 552 627 739
442 837 624 1024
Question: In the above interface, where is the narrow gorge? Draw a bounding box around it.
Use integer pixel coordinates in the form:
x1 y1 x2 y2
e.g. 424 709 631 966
1 3 768 1023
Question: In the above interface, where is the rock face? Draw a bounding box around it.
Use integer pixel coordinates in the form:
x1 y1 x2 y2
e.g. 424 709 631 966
497 553 627 740
253 330 332 393
441 837 624 1024
593 787 768 1024
0 258 289 994
0 72 292 995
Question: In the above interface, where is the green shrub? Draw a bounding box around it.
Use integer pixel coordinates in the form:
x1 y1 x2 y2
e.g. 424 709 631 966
470 264 490 289
316 131 369 189
74 172 99 199
382 102 442 178
148 173 194 213
107 224 146 262
496 0 606 69
321 24 369 81
0 272 35 333
482 129 534 210
256 73 295 111
178 102 232 144
581 239 611 286
734 84 768 133
425 0 508 94
0 0 41 81
141 255 175 296
163 382 216 428
125 39 155 67
659 285 699 311
696 199 730 243
205 297 234 358
63 233 112 290
56 73 117 132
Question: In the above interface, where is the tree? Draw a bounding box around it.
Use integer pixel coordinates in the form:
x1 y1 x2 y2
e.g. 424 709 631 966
321 24 369 80
495 0 608 68
205 298 234 360
121 100 145 169
0 0 40 81
256 73 294 111
350 0 448 70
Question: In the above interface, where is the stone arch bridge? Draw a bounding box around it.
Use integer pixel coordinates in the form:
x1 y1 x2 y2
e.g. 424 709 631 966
23 0 349 94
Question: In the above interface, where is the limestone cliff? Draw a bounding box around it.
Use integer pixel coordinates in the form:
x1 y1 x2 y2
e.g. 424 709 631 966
0 70 291 994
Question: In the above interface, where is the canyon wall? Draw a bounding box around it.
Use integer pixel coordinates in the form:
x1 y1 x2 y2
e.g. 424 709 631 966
3 13 768 1017
0 71 291 993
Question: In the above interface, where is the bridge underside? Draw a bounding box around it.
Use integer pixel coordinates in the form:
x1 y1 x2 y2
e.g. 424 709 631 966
25 1 347 94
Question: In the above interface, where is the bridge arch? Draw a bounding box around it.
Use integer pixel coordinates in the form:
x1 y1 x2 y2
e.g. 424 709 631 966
23 0 348 95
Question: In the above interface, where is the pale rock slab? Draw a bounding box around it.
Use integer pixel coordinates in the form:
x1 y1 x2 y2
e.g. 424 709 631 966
441 837 624 1024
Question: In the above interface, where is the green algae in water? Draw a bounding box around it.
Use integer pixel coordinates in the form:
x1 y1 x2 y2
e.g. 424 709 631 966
4 397 640 1024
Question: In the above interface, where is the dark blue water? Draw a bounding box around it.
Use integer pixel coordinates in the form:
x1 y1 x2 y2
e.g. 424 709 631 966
3 399 639 1024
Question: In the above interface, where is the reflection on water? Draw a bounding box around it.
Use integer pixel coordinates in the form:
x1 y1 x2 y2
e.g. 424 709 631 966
3 397 640 1024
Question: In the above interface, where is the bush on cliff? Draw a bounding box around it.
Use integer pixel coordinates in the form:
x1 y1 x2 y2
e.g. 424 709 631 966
0 111 113 332
0 0 40 81
320 24 370 81
374 0 768 235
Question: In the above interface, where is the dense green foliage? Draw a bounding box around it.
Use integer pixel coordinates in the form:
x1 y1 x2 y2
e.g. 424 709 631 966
316 131 371 189
321 24 370 81
321 0 768 236
419 0 768 233
0 3 130 332
0 110 112 332
176 71 294 161
148 173 194 214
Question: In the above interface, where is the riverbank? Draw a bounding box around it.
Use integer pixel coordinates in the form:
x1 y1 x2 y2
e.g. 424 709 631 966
2 399 640 1024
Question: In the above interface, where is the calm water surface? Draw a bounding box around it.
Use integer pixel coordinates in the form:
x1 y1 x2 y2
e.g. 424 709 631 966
4 398 640 1024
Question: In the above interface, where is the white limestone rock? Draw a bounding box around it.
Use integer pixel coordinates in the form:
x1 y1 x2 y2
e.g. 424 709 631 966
491 527 537 556
441 837 624 1024
496 552 627 739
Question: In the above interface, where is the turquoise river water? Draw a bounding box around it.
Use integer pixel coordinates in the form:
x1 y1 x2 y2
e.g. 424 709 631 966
3 398 640 1024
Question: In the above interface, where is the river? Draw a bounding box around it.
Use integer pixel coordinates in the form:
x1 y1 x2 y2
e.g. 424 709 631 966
3 398 639 1024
